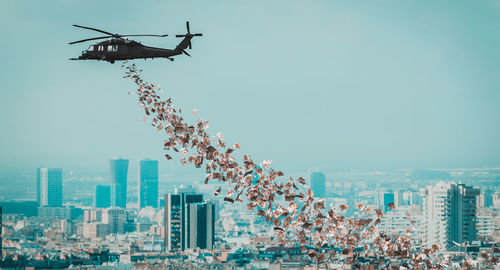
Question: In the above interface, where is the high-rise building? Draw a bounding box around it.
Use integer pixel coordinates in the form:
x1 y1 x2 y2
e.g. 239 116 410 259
37 168 63 207
94 185 111 208
110 159 129 208
185 202 215 250
164 193 203 251
102 208 126 234
422 182 480 249
138 159 159 209
310 172 326 198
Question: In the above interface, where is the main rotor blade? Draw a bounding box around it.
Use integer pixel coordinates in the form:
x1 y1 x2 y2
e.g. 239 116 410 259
69 36 112 45
192 33 202 37
175 34 185 38
186 21 190 34
120 34 168 37
73 25 115 36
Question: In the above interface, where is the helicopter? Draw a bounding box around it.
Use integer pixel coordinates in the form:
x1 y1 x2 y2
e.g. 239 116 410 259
69 21 202 63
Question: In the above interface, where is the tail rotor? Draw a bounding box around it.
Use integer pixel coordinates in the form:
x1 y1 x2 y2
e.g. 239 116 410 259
176 21 202 50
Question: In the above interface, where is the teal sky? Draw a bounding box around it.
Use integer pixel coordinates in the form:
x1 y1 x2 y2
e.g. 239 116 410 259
1 0 499 173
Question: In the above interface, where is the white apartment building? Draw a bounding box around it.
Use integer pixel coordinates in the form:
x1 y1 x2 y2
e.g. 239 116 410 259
476 207 500 241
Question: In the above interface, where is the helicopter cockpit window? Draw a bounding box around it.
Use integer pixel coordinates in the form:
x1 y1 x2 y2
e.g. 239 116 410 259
113 45 118 52
87 45 94 52
98 46 104 52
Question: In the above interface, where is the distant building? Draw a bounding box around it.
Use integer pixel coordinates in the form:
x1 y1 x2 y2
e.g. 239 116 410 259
0 201 38 217
38 206 83 220
422 182 480 249
110 158 129 208
38 207 70 219
185 202 215 250
383 191 395 211
375 190 401 211
83 222 109 238
94 185 111 208
402 190 422 206
310 172 326 198
478 188 495 208
380 205 424 244
102 208 126 234
61 219 74 236
138 159 159 209
476 207 500 241
37 168 63 207
175 184 198 194
84 209 103 223
164 193 203 251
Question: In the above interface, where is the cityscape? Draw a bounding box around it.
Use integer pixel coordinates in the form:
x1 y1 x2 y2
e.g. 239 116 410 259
0 161 498 269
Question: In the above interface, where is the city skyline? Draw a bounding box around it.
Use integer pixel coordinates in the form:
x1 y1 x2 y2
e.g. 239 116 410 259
1 164 498 268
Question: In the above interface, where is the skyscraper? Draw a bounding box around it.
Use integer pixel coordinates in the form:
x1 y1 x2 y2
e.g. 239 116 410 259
37 168 63 207
422 182 480 249
110 158 129 208
94 185 111 208
164 193 203 251
310 172 326 198
138 159 159 209
185 202 215 250
383 191 395 211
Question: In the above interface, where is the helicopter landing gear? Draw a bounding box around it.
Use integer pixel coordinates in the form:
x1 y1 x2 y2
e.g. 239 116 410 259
109 60 115 64
167 57 174 62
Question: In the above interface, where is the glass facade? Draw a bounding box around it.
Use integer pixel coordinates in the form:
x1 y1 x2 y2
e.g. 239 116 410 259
94 185 111 208
310 172 326 198
138 159 159 209
37 168 63 207
110 159 129 208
